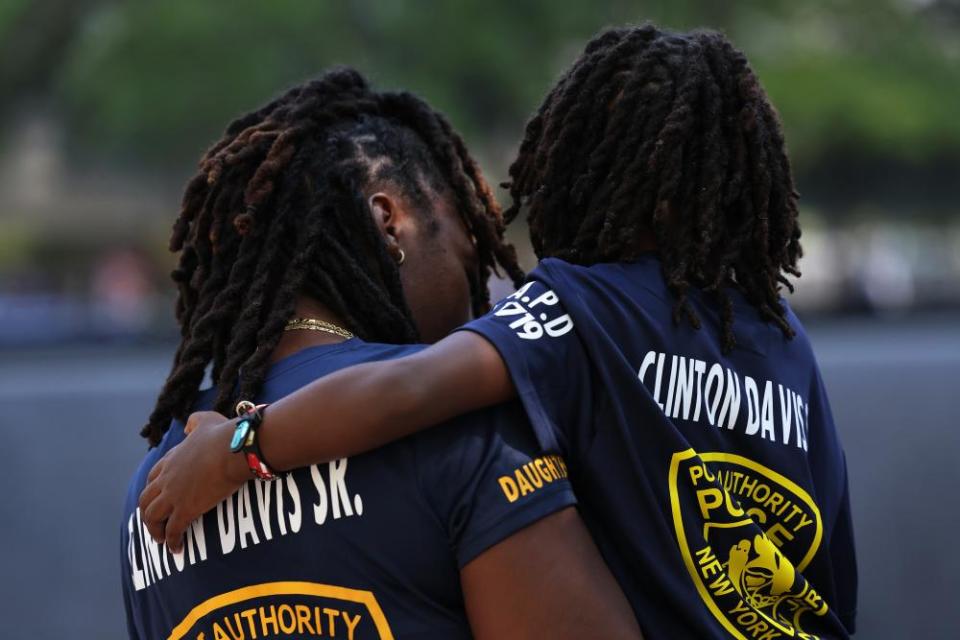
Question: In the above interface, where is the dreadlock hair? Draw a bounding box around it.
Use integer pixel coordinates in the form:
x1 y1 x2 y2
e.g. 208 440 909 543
142 67 522 446
503 25 802 351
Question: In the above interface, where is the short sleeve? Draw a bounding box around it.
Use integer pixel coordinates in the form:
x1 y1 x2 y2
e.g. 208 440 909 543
459 277 591 455
415 402 577 568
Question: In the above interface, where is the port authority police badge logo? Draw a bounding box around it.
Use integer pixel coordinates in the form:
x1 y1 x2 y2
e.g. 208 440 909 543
668 450 831 639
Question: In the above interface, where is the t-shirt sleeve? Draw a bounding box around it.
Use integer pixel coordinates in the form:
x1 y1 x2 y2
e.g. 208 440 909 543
415 402 577 568
458 276 591 455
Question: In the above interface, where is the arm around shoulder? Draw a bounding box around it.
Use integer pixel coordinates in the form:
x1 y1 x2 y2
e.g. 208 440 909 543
258 331 515 469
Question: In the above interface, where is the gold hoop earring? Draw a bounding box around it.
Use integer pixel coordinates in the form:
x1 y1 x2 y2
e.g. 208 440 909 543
397 249 405 265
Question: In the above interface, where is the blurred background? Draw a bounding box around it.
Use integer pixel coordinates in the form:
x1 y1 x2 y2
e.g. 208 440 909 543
0 0 957 637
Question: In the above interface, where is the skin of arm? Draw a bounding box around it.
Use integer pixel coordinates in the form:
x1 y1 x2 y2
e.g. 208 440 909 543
258 330 515 470
462 507 643 640
140 331 515 549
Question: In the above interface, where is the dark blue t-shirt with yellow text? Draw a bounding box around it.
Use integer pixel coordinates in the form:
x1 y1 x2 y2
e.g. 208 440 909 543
464 256 857 640
120 340 575 640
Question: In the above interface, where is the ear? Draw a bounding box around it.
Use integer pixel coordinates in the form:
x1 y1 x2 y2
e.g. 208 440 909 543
369 192 409 264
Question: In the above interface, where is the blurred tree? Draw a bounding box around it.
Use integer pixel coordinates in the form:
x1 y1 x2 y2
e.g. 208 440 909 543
48 0 644 165
0 0 957 214
0 0 103 102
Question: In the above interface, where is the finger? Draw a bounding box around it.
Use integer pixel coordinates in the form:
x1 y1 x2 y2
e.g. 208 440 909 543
184 414 200 435
165 511 189 554
143 495 173 543
147 458 165 483
138 479 163 516
185 410 230 435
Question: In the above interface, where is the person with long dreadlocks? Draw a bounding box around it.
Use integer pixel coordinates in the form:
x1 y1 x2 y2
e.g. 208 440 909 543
121 68 643 640
142 26 857 638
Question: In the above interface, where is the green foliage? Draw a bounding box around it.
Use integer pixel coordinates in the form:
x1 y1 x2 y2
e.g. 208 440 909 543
2 0 958 178
0 0 28 34
747 0 960 164
51 0 649 164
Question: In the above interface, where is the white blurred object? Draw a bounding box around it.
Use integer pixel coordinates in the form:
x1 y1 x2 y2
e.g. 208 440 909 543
0 113 64 211
853 227 916 311
789 226 845 310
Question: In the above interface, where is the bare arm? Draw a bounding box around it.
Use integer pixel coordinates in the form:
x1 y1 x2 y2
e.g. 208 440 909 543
141 331 515 549
461 507 643 640
258 330 514 470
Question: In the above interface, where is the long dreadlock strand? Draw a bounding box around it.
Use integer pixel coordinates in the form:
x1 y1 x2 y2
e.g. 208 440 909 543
142 68 522 446
506 25 802 352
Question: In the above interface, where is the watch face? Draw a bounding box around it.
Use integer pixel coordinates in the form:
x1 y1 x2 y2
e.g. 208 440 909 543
230 420 251 452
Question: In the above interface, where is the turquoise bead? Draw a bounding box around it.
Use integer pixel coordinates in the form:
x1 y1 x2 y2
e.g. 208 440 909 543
230 420 250 450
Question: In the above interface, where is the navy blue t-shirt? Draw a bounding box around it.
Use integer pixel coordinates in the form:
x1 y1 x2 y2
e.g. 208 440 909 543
121 340 575 640
464 256 857 640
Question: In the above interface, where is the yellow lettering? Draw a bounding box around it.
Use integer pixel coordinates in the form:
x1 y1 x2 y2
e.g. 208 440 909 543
783 504 804 524
763 491 784 512
515 469 535 496
259 605 279 636
689 465 705 486
752 483 771 503
803 587 826 613
695 546 715 563
534 458 553 484
294 604 315 635
697 488 724 519
499 456 569 502
793 512 815 533
555 456 569 478
223 615 243 640
239 609 258 638
543 456 559 479
523 463 544 489
708 573 736 596
701 558 723 578
696 546 734 593
277 604 296 634
323 607 339 635
342 611 362 640
735 609 759 626
747 619 771 636
729 600 752 615
498 476 519 503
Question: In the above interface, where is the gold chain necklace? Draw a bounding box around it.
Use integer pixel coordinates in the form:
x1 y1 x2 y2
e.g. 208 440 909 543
284 317 354 339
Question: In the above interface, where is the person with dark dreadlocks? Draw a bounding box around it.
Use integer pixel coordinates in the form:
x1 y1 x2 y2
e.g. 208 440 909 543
121 68 643 640
142 26 857 638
